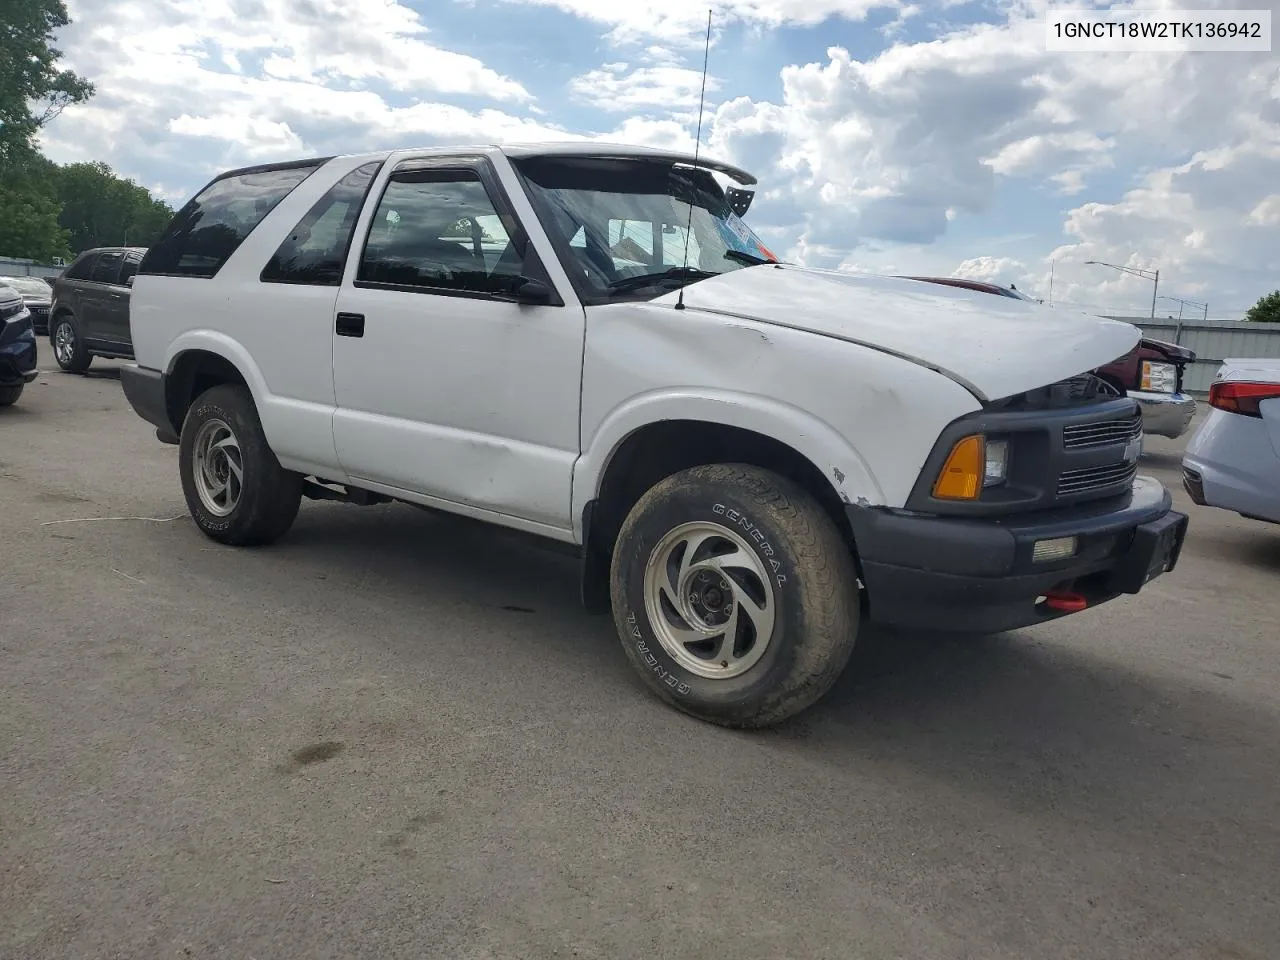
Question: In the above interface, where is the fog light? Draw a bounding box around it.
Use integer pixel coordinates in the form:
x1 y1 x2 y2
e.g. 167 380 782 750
1032 536 1078 563
984 439 1009 486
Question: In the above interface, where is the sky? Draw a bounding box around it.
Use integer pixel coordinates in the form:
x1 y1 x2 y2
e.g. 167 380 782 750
37 0 1280 318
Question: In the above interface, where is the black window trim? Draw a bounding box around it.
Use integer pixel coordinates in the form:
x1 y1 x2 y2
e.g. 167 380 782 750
352 154 565 307
259 159 386 288
65 251 100 282
139 158 332 280
89 250 127 286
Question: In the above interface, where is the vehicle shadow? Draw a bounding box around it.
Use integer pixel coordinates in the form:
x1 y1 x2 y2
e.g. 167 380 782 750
82 367 122 381
1139 449 1183 471
223 501 1280 896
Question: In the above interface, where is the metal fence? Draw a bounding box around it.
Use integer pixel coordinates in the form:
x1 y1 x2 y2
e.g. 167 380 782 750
1104 316 1280 395
0 256 64 279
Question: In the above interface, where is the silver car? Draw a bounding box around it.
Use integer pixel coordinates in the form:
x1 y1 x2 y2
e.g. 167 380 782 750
1182 358 1280 525
0 275 54 334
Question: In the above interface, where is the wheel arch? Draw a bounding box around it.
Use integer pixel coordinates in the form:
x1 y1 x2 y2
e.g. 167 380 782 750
162 335 265 436
574 397 880 611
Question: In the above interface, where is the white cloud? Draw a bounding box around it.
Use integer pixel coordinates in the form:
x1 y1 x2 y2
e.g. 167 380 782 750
499 0 902 46
569 64 719 112
1047 135 1280 319
951 256 1029 287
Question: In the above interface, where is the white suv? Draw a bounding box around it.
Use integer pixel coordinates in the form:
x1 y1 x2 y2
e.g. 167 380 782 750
120 142 1188 727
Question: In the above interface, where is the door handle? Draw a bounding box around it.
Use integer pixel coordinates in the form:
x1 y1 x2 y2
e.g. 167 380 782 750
335 312 365 338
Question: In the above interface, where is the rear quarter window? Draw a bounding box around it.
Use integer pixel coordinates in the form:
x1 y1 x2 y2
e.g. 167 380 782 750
139 161 326 279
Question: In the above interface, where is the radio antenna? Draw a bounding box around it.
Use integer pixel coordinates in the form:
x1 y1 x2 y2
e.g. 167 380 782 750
675 8 713 312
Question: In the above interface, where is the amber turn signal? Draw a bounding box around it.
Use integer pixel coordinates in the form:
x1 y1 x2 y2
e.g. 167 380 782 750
932 434 985 500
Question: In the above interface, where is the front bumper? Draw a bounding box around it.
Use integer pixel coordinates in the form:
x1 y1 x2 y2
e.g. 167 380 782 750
120 364 179 443
848 476 1188 633
27 304 51 333
1132 389 1196 439
0 321 38 386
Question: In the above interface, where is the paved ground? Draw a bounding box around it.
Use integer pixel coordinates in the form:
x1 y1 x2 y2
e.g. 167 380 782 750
2 355 1278 960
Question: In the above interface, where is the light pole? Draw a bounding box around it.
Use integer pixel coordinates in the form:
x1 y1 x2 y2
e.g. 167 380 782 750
1156 295 1208 322
1085 260 1160 319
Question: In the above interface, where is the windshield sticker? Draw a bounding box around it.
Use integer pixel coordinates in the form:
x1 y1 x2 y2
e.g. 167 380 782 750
719 212 778 263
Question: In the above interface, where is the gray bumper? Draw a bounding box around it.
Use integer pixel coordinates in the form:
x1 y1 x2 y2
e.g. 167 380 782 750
1132 390 1196 439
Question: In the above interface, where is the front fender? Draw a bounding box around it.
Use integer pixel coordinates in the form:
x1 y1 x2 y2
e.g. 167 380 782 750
571 389 885 541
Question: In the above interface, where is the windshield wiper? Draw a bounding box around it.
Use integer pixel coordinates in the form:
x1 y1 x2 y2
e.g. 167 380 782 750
605 266 720 295
723 250 773 267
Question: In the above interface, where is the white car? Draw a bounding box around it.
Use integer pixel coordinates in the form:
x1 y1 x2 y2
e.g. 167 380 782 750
1182 358 1280 524
118 142 1189 727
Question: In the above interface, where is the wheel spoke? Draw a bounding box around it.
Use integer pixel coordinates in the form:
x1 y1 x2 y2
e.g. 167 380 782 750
699 543 756 577
642 520 780 681
726 577 774 650
675 530 718 590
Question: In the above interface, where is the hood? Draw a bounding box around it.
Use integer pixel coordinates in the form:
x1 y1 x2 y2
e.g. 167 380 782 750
658 264 1140 403
1139 336 1195 364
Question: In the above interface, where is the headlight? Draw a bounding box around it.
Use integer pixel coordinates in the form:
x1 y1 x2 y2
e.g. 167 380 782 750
932 434 1010 500
1140 360 1177 394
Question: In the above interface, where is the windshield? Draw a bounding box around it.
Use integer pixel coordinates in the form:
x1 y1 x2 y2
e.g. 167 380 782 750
512 156 776 301
0 276 53 299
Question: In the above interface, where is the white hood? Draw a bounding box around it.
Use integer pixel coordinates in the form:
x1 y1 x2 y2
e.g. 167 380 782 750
658 265 1140 402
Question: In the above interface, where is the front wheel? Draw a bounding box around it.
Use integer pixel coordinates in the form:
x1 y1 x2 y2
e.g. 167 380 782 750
52 315 91 373
178 384 303 546
610 464 861 728
0 384 23 406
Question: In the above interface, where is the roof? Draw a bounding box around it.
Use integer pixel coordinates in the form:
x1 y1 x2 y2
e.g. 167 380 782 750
497 142 756 186
334 141 757 186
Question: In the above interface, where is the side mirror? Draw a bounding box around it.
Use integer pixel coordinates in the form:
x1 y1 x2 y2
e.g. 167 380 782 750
512 277 553 305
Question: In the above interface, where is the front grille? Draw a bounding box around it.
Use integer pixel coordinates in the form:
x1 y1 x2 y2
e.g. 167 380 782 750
1062 413 1142 449
1057 461 1138 496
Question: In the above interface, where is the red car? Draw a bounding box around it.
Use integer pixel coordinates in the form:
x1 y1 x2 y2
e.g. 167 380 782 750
904 277 1198 439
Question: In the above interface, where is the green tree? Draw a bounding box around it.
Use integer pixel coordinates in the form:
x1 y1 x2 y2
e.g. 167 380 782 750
0 182 71 261
1244 290 1280 323
0 0 94 165
55 161 174 250
0 149 71 260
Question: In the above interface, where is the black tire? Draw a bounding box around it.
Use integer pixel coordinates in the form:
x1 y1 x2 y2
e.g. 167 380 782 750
610 463 860 728
51 314 91 373
178 383 303 546
0 384 23 406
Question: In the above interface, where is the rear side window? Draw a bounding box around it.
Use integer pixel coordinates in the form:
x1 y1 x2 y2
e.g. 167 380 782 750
64 253 98 281
139 162 324 279
261 161 382 286
89 251 124 284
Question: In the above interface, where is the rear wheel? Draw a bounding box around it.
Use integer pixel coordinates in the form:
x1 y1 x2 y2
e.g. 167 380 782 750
179 384 302 545
0 385 23 406
610 463 860 728
52 315 91 373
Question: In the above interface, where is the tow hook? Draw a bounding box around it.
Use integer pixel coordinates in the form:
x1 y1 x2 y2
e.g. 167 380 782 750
1042 589 1088 613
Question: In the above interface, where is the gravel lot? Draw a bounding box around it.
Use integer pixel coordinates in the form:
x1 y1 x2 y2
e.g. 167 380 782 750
3 355 1278 960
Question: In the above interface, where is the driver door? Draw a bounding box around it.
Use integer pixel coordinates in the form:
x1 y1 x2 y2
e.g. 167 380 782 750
330 155 585 533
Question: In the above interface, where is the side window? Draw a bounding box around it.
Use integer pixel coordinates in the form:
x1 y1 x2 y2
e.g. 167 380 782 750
139 162 323 279
357 169 528 296
64 253 98 281
89 251 125 284
119 256 140 285
261 161 382 286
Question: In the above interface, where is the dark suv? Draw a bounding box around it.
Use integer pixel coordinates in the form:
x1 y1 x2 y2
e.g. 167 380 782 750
48 246 145 373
